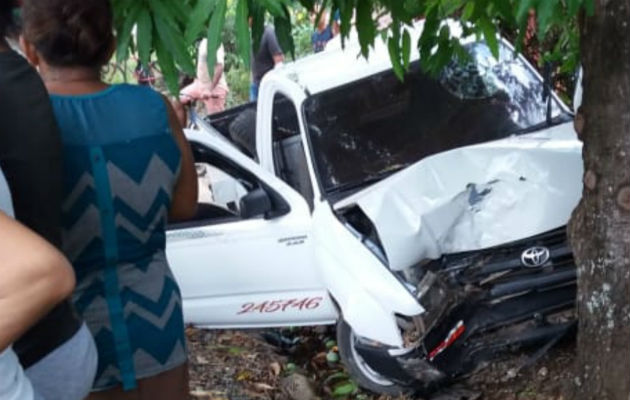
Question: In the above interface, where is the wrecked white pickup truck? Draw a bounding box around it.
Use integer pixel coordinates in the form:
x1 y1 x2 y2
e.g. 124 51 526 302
166 25 583 395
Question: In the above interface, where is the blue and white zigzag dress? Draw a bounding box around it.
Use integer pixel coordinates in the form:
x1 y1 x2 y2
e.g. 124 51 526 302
51 84 187 391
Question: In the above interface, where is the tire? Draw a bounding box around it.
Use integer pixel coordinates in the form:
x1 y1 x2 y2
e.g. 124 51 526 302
336 319 410 396
228 108 257 158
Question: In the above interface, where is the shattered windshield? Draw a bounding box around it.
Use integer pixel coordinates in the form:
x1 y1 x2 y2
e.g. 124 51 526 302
303 41 568 195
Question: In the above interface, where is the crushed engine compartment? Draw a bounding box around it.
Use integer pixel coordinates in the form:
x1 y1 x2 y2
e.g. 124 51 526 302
348 224 577 389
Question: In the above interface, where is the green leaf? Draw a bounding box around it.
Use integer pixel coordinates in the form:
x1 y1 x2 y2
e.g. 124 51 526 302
206 0 228 78
515 0 537 25
148 0 179 30
324 372 349 384
171 0 192 24
155 37 178 94
356 0 376 58
113 0 132 25
297 0 315 10
185 0 216 44
313 0 328 30
250 0 265 52
154 14 196 75
235 0 251 68
493 0 514 23
115 1 142 61
403 0 424 16
567 0 580 15
418 8 441 72
332 382 357 397
536 0 556 37
326 350 339 363
438 0 462 17
471 0 489 20
330 0 355 48
259 0 285 17
462 1 475 21
325 339 337 349
430 41 454 75
583 0 595 16
402 29 411 71
438 24 450 42
452 41 470 64
478 16 498 58
388 36 404 80
388 0 412 23
514 22 527 53
136 9 153 67
274 8 295 59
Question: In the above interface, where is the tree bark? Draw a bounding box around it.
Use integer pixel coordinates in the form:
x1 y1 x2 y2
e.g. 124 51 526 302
568 0 630 399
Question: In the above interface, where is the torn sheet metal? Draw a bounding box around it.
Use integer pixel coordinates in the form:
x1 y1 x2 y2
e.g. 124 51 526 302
335 122 583 271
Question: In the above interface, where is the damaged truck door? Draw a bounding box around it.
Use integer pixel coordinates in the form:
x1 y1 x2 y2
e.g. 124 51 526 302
167 129 337 329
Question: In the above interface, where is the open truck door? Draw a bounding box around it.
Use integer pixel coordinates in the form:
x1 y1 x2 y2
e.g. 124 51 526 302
166 130 337 329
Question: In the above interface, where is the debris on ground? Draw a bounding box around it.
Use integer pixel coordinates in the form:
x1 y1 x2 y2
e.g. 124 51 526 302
187 326 576 400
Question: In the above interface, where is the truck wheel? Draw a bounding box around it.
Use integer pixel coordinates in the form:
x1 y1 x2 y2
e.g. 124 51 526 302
228 108 257 158
336 320 410 396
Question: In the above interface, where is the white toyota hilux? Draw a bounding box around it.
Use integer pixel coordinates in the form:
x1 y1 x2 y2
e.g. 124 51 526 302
167 24 583 395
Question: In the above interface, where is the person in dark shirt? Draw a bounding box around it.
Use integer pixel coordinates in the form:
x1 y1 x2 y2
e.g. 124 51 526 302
250 24 284 101
310 9 333 53
0 2 97 399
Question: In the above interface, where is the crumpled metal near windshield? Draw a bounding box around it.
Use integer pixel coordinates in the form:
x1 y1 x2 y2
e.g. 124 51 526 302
335 123 583 271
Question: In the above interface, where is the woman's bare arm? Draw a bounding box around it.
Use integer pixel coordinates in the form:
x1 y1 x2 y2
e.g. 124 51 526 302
0 212 75 351
162 96 198 222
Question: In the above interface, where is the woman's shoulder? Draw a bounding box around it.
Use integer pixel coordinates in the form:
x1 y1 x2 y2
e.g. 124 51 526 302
106 84 169 118
111 84 165 103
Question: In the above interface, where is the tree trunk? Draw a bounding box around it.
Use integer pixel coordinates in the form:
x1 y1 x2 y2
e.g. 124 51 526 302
568 0 630 399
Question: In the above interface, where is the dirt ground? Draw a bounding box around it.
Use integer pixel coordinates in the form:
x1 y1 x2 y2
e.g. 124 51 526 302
186 326 576 400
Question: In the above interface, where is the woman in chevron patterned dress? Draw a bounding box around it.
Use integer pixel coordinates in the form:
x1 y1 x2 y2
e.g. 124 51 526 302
20 0 198 398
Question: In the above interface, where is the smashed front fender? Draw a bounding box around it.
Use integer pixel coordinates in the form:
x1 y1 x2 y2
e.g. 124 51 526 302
335 123 582 271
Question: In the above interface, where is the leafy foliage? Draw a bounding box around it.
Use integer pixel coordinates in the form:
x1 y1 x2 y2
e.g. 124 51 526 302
111 0 593 95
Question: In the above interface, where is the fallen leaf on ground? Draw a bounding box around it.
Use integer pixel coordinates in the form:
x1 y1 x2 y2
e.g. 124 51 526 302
189 389 229 399
236 370 252 381
253 382 275 391
196 355 209 365
270 361 281 376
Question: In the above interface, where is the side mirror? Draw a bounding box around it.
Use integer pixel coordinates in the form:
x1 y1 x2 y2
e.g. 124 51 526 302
239 188 273 219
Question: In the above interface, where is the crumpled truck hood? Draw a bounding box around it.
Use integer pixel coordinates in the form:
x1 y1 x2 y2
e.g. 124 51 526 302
334 122 583 271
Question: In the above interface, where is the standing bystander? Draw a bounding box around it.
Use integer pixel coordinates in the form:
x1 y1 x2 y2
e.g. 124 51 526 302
250 24 284 101
180 39 229 115
0 2 97 399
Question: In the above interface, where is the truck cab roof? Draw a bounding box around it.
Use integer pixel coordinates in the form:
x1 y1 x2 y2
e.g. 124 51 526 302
266 20 463 95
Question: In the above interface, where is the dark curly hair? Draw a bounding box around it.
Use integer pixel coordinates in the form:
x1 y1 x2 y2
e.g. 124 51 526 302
21 0 114 67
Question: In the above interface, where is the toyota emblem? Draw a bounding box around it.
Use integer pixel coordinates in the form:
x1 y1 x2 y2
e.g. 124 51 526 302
521 246 550 268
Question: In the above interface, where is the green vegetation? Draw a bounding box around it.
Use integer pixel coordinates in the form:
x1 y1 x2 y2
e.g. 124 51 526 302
111 0 590 97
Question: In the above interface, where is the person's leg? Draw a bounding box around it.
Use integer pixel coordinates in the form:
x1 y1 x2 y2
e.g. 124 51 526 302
25 323 98 400
249 82 259 101
87 363 189 400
